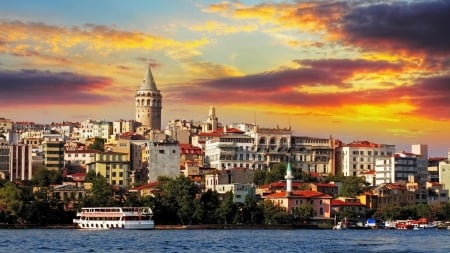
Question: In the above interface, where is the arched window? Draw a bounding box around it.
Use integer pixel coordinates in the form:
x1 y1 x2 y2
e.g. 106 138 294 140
259 137 266 145
270 137 276 145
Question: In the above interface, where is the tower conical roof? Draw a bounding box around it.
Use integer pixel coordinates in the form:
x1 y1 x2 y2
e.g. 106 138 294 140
140 59 158 91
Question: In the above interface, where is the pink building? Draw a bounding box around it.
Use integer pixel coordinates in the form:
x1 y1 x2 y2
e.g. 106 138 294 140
262 162 332 218
264 190 332 218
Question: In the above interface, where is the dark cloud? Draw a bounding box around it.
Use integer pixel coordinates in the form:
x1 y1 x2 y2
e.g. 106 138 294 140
175 58 402 94
342 0 450 54
165 58 405 104
0 69 113 106
164 57 450 119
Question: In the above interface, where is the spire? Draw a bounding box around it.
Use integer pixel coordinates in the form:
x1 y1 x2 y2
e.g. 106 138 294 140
140 57 158 90
285 161 294 196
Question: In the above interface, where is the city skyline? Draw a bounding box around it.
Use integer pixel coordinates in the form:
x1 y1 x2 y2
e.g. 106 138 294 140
0 0 449 156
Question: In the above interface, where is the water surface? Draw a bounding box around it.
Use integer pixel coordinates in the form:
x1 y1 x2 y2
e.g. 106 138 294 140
1 228 449 253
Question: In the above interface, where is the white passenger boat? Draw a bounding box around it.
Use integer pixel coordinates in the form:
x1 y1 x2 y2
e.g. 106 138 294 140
73 207 154 230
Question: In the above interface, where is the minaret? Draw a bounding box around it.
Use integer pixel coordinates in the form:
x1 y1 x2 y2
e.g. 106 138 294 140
285 161 294 196
135 59 162 130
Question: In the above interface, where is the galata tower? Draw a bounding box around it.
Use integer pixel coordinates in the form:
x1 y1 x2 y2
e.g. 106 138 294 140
135 60 162 130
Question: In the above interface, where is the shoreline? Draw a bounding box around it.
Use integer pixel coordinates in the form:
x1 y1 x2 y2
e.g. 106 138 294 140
0 223 323 230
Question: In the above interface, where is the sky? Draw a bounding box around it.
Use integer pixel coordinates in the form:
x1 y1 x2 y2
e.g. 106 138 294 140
0 0 449 156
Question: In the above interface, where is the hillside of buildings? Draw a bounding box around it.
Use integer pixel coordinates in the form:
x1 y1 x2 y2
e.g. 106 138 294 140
1 64 450 227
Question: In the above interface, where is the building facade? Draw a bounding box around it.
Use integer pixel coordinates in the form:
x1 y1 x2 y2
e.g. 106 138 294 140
86 151 131 186
341 141 395 177
42 134 65 171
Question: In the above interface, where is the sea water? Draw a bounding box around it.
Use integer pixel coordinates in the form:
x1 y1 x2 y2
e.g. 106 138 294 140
0 228 449 253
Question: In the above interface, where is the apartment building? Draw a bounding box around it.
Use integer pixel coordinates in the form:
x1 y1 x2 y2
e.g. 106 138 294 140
86 151 130 186
341 141 395 177
42 133 65 171
290 136 336 175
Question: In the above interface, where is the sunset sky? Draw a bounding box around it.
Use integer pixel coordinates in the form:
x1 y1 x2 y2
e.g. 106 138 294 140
0 0 449 156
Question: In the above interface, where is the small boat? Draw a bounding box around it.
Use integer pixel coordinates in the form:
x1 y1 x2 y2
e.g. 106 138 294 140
73 207 154 230
417 218 436 229
396 220 415 230
333 216 348 230
384 220 397 229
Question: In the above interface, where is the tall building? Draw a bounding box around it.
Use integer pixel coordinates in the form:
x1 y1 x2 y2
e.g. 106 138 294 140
42 133 65 171
341 141 395 177
135 60 162 130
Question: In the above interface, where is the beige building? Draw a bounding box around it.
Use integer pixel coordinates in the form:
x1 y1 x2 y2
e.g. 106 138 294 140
86 151 131 186
358 183 415 210
439 155 450 193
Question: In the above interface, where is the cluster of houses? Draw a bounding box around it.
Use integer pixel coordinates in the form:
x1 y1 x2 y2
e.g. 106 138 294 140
1 63 449 220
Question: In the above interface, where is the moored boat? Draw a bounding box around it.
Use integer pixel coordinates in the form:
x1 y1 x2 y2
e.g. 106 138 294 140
73 207 154 230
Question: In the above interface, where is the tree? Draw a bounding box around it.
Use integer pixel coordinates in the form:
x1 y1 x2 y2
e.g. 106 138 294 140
339 176 370 197
198 190 220 224
215 191 236 224
83 173 115 207
88 137 105 152
159 175 199 225
253 170 266 186
0 182 24 223
32 167 62 187
262 200 290 224
265 163 286 184
242 195 264 224
292 204 314 223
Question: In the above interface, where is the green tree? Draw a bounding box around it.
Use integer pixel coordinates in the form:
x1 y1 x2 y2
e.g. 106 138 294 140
32 167 62 187
0 182 24 222
198 190 220 224
160 175 199 225
88 137 105 152
262 200 290 224
415 204 432 219
83 173 115 207
265 163 286 184
242 195 264 224
253 170 266 186
292 204 314 223
215 191 236 224
339 176 370 197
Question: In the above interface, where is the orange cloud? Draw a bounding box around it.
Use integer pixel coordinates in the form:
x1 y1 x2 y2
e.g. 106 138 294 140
0 20 210 60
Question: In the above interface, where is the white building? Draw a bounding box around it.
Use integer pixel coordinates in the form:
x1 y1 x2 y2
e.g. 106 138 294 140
374 156 395 185
214 183 256 203
341 141 395 177
64 149 98 168
205 133 255 170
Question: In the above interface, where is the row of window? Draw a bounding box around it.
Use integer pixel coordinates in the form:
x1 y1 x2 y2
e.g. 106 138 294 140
351 150 393 156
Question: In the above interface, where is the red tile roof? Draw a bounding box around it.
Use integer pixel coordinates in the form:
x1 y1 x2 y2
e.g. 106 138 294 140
331 199 364 206
313 183 338 187
345 140 381 148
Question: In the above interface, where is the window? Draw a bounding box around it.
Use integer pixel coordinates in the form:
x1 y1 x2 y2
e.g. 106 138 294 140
159 150 165 154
